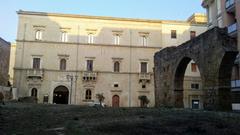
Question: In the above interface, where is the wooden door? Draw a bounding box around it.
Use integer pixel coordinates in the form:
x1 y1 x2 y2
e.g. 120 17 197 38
112 95 119 107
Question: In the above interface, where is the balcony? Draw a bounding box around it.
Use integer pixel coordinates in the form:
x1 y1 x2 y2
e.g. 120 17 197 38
82 71 97 81
139 73 151 83
227 23 238 37
26 69 44 79
225 0 235 13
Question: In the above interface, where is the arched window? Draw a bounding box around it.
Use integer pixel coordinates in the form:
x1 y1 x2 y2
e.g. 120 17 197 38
114 61 120 72
31 88 37 97
35 30 42 40
60 59 66 70
85 89 92 100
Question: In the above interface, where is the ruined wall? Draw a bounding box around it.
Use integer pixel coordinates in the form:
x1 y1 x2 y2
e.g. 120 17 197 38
154 27 238 110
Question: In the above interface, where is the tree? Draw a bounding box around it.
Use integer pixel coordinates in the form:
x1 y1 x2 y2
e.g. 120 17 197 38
96 93 105 107
138 95 149 107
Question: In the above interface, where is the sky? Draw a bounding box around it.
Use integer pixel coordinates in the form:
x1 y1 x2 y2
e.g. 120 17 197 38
0 0 205 42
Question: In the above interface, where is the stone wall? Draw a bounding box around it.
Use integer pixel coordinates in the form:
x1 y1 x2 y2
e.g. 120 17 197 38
0 37 10 86
154 27 238 110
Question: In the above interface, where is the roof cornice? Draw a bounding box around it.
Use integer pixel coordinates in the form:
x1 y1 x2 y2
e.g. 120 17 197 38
17 10 206 26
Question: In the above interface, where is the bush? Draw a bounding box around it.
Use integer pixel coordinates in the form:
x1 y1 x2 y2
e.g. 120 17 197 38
18 96 38 103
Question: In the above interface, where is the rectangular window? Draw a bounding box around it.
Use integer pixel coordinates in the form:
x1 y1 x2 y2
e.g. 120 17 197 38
191 63 197 72
114 35 120 45
171 30 177 39
140 62 147 73
190 31 196 39
88 34 94 44
33 58 41 69
61 32 68 42
35 30 42 40
87 60 93 71
142 36 147 46
191 83 199 90
114 83 119 87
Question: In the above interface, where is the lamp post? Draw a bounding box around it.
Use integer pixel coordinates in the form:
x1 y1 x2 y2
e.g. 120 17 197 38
66 74 78 104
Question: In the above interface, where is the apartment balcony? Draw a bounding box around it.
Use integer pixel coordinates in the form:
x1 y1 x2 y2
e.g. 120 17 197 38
26 69 44 79
82 71 97 81
227 23 238 37
225 0 235 13
139 73 151 83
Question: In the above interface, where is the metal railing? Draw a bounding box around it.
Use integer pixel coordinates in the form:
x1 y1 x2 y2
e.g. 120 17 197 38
82 71 97 81
26 69 44 78
139 73 151 80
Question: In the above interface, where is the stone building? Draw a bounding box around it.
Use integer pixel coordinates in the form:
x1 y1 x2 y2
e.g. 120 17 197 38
13 10 207 107
0 37 10 86
202 0 240 110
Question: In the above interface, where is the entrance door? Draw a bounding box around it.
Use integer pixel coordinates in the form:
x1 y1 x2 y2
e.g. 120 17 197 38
53 86 69 104
192 100 200 109
112 95 119 107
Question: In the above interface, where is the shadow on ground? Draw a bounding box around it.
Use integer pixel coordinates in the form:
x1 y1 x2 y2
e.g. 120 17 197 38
0 103 240 135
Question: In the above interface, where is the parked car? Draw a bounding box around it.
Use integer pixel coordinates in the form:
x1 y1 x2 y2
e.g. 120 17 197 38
88 102 106 107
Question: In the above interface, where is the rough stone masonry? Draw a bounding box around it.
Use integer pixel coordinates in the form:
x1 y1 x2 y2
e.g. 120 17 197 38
154 27 238 110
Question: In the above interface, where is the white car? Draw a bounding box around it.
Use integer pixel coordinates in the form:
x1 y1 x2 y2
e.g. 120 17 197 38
88 102 106 107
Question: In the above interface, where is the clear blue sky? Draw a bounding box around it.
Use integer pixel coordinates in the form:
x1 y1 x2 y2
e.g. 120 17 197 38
0 0 205 42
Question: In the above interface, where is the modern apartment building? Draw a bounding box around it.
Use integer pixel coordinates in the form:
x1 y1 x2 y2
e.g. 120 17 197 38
202 0 240 110
13 10 207 107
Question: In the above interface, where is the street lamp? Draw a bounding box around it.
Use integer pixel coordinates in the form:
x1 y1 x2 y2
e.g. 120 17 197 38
66 74 78 104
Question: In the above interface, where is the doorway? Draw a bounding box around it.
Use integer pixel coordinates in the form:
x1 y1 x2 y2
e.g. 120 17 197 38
53 86 69 104
112 95 120 107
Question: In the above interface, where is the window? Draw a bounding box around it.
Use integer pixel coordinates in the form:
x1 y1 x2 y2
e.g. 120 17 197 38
114 61 120 72
60 59 66 70
140 62 147 73
85 89 92 100
114 83 119 88
88 33 94 44
31 88 37 97
114 34 120 45
191 83 199 90
33 58 41 69
142 36 148 46
142 84 146 89
171 30 177 39
61 31 68 42
35 30 42 40
191 63 197 72
190 31 196 39
87 60 93 71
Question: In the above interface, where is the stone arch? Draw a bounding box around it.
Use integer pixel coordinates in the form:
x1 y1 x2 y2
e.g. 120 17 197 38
173 57 202 108
154 27 238 110
216 52 238 110
53 85 69 104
